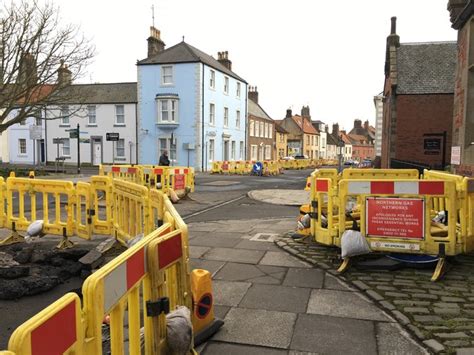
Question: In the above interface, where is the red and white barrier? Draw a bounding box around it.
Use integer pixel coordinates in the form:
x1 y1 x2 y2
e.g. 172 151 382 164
347 181 445 195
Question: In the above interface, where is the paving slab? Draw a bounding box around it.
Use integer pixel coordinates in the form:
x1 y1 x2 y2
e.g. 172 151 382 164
213 262 287 285
306 289 391 322
213 305 231 320
204 248 265 264
290 313 377 354
202 342 287 355
259 251 311 268
234 239 281 251
248 189 309 206
376 322 428 355
282 268 324 289
212 307 297 349
187 222 221 232
240 284 311 313
324 273 357 291
189 235 242 248
213 280 251 306
189 246 210 259
190 259 225 276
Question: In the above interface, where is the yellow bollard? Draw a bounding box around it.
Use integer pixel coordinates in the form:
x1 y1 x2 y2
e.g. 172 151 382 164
191 269 223 346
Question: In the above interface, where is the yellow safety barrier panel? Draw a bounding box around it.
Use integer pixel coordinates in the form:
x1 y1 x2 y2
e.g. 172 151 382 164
100 164 143 185
90 175 114 236
169 167 195 196
7 292 84 354
342 168 419 180
142 166 169 191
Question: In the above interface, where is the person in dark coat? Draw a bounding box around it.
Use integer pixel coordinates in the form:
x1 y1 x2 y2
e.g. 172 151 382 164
159 150 170 166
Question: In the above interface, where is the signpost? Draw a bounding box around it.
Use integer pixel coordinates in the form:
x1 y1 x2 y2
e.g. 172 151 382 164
29 125 42 166
106 132 120 164
65 124 89 174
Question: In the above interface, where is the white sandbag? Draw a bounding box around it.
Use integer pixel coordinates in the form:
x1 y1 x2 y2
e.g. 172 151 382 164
341 230 371 259
297 214 311 230
27 220 44 237
166 306 193 355
169 189 180 203
432 210 447 224
127 233 144 248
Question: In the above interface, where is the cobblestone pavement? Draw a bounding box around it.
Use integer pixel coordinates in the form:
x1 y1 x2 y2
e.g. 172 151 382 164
275 234 474 354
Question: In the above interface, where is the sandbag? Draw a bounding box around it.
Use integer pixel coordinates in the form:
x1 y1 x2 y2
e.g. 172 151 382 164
166 306 193 355
27 220 44 237
341 230 371 259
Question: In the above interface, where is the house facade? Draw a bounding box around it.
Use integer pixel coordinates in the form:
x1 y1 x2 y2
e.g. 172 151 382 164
373 94 383 157
312 120 327 159
137 27 247 171
275 123 288 159
447 0 474 176
247 87 274 161
45 83 137 165
279 108 319 158
382 17 456 169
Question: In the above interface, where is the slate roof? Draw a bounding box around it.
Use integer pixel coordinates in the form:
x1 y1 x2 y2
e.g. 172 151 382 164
248 100 273 122
137 41 246 83
397 42 457 94
326 133 339 146
275 123 288 134
54 83 137 104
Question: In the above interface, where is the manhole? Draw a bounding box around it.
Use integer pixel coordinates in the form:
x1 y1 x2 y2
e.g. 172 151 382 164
249 233 278 242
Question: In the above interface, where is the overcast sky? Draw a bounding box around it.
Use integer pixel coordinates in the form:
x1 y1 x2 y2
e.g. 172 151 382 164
55 0 456 131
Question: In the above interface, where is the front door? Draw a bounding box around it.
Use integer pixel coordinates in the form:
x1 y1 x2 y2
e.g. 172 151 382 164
93 139 102 165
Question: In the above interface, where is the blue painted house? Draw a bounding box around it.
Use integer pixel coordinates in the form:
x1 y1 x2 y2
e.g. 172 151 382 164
137 27 248 171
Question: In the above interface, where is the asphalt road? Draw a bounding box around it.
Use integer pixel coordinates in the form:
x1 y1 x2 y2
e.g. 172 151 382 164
0 168 313 348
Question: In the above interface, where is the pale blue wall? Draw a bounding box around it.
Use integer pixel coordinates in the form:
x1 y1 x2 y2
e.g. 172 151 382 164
138 62 198 167
137 60 247 171
202 65 247 170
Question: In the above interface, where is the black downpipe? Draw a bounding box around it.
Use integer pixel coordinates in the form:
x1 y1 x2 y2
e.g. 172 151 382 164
244 85 248 160
135 102 138 164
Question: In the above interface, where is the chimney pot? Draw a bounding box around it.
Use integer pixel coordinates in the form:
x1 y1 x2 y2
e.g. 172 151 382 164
147 26 165 58
390 16 397 34
286 109 292 118
248 85 259 104
217 50 232 70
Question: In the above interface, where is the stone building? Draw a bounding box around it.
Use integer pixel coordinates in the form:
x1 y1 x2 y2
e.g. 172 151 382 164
447 0 474 176
247 86 275 161
381 17 457 169
278 108 319 158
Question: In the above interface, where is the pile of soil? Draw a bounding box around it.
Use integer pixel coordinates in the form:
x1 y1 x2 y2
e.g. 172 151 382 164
0 243 89 300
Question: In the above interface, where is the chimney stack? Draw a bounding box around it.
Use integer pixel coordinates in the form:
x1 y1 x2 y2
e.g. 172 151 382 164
354 119 362 129
147 26 165 58
217 51 232 70
248 86 259 104
332 123 339 136
57 60 72 87
364 120 369 130
448 0 468 24
18 52 37 87
301 105 310 119
286 109 292 118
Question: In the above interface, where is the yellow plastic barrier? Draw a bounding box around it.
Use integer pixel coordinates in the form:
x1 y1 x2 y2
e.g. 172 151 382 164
142 166 169 191
6 177 75 237
100 164 143 185
90 175 114 235
169 167 195 196
342 168 419 180
7 293 84 354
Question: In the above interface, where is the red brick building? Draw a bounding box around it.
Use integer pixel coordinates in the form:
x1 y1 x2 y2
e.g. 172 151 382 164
381 17 457 169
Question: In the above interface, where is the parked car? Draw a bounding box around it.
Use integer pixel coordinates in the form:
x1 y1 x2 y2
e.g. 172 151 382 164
294 155 309 159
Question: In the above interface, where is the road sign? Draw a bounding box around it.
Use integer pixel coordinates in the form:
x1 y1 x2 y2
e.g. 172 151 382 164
69 131 78 139
195 293 213 319
451 146 461 165
80 138 90 144
29 125 42 140
53 138 65 144
106 133 120 141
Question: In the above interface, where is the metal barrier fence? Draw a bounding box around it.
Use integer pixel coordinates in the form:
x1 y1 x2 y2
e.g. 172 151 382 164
308 168 474 281
1 174 200 354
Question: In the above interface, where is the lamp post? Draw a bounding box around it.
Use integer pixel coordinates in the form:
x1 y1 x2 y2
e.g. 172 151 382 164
338 138 344 173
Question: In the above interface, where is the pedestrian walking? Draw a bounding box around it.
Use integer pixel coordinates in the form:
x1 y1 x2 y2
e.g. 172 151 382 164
159 150 170 166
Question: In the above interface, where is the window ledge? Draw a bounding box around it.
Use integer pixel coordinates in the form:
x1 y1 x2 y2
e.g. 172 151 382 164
156 122 179 128
87 124 98 127
114 124 126 127
59 124 70 127
114 157 126 161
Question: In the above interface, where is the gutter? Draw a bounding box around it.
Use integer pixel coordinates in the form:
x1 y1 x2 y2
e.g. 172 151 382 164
201 63 205 171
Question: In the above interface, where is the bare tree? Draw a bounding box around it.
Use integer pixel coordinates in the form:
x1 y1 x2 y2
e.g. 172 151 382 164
0 0 95 132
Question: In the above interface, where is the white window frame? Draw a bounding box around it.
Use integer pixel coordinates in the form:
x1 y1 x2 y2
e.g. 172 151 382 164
224 76 229 94
264 123 268 138
265 145 271 160
115 138 125 158
249 120 254 137
62 138 70 157
209 139 215 161
255 121 259 137
269 124 273 139
251 145 257 160
161 65 173 85
60 105 70 126
209 103 215 126
260 122 264 138
18 139 27 155
239 141 244 160
236 82 241 97
157 98 179 124
210 70 215 89
115 105 125 125
88 105 96 125
159 137 177 162
224 107 229 128
236 110 240 129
